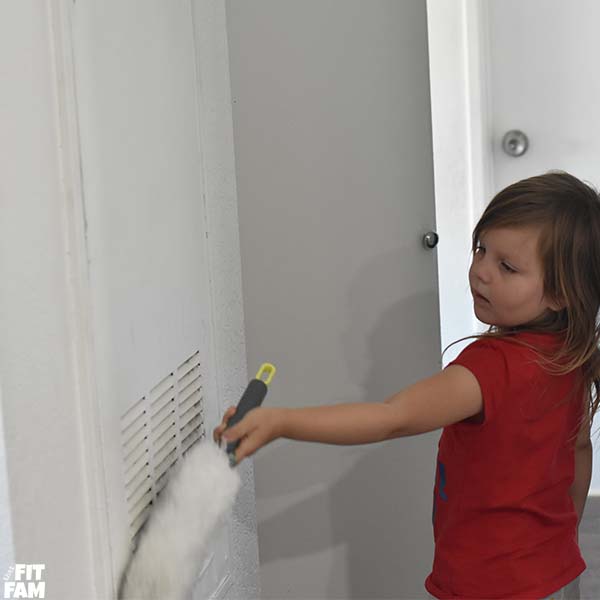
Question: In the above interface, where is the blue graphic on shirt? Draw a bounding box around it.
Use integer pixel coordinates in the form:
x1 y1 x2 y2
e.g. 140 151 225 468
432 460 447 525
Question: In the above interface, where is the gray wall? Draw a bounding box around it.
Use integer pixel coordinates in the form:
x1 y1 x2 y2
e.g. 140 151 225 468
0 385 14 583
226 1 438 597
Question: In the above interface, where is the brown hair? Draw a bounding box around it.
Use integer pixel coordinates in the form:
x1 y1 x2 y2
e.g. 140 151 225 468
443 170 600 443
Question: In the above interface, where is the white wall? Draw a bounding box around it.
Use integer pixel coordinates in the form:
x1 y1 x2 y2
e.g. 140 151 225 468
0 1 260 597
426 0 494 362
0 2 97 594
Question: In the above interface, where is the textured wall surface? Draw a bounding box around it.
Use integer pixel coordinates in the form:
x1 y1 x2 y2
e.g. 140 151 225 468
196 2 261 595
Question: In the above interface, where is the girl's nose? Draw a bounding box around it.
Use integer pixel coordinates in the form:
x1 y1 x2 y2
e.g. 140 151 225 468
471 260 491 284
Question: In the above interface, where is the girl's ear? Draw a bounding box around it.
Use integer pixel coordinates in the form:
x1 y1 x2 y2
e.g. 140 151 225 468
548 296 566 312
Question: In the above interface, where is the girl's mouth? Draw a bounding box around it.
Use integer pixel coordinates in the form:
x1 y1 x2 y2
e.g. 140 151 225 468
473 291 490 303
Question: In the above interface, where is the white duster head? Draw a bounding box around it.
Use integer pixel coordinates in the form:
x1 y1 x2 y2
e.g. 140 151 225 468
118 439 241 600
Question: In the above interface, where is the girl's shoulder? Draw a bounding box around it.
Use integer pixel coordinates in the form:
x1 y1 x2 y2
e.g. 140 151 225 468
469 330 574 378
461 331 565 371
473 330 565 351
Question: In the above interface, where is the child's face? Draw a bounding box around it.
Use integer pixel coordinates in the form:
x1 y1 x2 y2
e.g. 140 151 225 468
468 226 560 327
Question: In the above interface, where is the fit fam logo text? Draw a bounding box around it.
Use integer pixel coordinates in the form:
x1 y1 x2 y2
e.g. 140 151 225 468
3 564 45 599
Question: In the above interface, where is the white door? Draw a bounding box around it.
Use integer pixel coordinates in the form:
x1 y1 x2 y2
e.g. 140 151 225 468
226 1 441 598
484 0 600 492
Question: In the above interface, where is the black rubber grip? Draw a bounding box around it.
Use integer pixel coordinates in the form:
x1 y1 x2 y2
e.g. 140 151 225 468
225 378 268 457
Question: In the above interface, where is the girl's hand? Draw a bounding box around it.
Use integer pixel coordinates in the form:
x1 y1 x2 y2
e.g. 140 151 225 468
213 406 237 446
218 406 287 464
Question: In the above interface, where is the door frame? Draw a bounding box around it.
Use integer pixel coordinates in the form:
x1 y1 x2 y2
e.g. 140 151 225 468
47 1 115 596
426 0 494 353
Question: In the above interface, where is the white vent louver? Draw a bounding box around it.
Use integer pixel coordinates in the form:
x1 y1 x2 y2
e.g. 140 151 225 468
120 351 205 540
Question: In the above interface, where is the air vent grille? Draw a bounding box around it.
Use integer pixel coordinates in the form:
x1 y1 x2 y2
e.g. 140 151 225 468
120 350 206 539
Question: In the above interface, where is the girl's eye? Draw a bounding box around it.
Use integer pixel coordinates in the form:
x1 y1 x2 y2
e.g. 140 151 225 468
475 244 516 272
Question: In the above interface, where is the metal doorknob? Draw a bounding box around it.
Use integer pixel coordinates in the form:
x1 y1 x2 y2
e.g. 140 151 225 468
422 231 439 249
502 130 529 157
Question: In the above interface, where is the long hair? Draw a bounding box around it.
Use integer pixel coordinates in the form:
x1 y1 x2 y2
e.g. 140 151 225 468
443 170 600 443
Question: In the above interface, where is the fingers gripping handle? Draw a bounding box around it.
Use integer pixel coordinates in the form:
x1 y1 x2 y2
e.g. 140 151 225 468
225 363 275 464
225 380 267 461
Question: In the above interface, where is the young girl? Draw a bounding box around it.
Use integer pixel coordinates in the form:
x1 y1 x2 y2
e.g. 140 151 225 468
214 170 598 600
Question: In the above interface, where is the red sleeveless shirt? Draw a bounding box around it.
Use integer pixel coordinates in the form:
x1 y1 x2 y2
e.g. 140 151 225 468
425 331 586 599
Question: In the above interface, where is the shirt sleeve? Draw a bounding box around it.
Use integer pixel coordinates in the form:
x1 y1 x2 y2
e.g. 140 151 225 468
446 339 510 425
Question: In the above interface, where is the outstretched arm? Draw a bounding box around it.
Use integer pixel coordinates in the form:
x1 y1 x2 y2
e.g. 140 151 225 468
214 364 483 463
